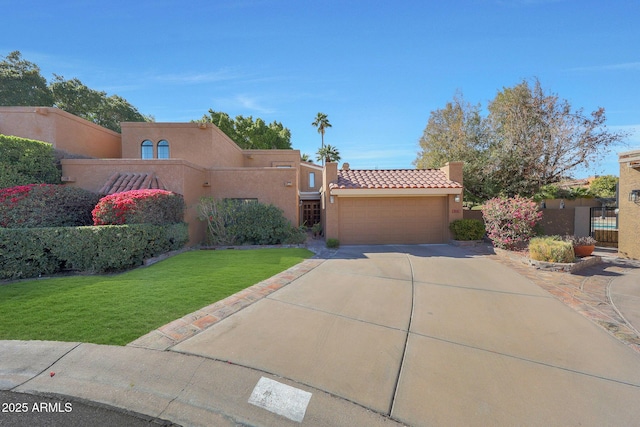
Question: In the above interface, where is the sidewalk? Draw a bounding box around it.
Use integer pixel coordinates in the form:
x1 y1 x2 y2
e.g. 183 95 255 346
484 245 640 353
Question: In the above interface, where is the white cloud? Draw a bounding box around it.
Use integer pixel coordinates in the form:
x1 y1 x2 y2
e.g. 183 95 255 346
153 68 243 84
214 94 275 115
569 62 640 72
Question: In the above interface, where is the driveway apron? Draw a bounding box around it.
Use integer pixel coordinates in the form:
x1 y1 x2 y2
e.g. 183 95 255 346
173 245 640 426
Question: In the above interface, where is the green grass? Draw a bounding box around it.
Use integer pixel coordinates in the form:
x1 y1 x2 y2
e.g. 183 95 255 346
0 248 312 345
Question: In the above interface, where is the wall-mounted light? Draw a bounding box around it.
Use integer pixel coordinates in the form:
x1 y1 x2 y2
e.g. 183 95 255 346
454 194 460 203
330 195 334 204
285 181 293 187
630 189 640 202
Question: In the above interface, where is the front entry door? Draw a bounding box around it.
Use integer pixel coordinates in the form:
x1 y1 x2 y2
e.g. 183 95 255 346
301 201 321 227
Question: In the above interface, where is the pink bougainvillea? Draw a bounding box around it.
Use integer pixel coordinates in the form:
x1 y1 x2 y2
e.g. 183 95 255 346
482 195 542 250
92 189 184 225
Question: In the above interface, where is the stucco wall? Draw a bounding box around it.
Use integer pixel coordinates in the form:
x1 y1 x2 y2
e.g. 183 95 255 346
121 122 245 167
61 158 208 245
242 149 300 168
208 167 299 225
0 107 121 158
299 163 322 192
618 151 640 260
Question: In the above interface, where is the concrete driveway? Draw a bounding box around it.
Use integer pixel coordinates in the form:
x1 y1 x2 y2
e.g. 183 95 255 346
173 244 640 426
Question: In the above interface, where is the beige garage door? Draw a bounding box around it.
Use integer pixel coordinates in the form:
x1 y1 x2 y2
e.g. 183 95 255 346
338 197 447 245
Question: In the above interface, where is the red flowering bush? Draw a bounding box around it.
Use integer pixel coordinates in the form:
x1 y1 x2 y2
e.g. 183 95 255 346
482 195 542 250
92 189 185 225
0 184 100 228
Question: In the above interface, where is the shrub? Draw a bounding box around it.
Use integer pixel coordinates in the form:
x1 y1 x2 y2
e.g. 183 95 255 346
197 197 304 245
0 184 100 228
0 134 61 188
326 238 340 249
562 235 597 247
482 196 543 250
449 219 485 241
0 223 188 280
92 189 185 225
529 236 575 263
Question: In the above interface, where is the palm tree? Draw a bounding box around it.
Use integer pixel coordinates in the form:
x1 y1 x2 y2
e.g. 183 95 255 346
316 144 341 164
311 112 332 150
300 153 312 162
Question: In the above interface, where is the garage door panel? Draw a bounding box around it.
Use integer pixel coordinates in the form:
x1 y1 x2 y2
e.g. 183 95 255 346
338 197 446 245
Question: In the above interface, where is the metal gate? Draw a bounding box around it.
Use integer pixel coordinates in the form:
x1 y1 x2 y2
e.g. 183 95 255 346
590 207 618 247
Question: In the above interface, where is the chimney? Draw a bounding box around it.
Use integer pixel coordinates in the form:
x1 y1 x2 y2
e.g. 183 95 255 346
342 162 350 171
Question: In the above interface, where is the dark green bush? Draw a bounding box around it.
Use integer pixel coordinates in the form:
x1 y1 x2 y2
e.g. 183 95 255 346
92 189 185 225
326 238 340 249
0 223 188 280
449 219 486 241
198 198 305 245
0 134 61 188
0 184 100 228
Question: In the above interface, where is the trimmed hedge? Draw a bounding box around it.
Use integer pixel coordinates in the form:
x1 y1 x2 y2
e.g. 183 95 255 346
0 134 61 188
0 184 100 227
0 223 188 280
449 219 485 241
93 189 185 225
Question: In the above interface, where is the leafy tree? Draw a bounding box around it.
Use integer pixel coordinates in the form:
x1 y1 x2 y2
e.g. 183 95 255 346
311 112 332 150
0 51 151 133
414 78 627 200
317 144 341 163
199 110 292 149
0 51 53 106
50 75 150 133
414 92 489 202
590 175 618 199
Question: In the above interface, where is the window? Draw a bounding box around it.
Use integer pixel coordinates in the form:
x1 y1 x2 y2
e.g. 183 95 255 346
141 140 153 159
157 140 169 159
309 172 315 188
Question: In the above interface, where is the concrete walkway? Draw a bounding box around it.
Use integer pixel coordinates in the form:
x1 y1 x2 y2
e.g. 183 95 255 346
3 244 640 426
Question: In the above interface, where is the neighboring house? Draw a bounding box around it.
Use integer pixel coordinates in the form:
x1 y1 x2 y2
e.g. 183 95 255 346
0 106 464 245
618 149 640 260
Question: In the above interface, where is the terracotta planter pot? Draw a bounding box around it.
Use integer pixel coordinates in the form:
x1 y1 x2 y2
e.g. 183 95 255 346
574 245 595 257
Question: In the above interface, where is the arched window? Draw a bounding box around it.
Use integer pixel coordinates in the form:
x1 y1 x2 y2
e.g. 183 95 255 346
141 140 153 159
157 140 169 159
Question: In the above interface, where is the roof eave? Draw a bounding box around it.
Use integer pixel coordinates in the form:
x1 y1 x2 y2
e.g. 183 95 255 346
329 187 462 197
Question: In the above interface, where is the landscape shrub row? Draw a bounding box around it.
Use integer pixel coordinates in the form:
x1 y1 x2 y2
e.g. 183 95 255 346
0 184 100 227
197 197 306 245
0 223 188 280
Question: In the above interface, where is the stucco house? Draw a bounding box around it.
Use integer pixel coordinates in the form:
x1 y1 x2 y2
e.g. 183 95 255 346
618 149 640 259
0 106 463 245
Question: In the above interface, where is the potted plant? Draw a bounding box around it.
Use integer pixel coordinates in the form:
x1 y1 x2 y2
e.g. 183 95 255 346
563 235 597 257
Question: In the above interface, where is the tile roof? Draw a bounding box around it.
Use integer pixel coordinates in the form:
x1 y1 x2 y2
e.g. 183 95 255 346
99 172 167 194
330 169 462 190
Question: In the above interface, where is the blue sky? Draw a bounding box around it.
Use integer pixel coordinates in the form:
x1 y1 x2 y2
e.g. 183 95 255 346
2 0 638 177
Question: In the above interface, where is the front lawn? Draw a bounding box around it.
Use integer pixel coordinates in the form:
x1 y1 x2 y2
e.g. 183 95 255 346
0 248 312 345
